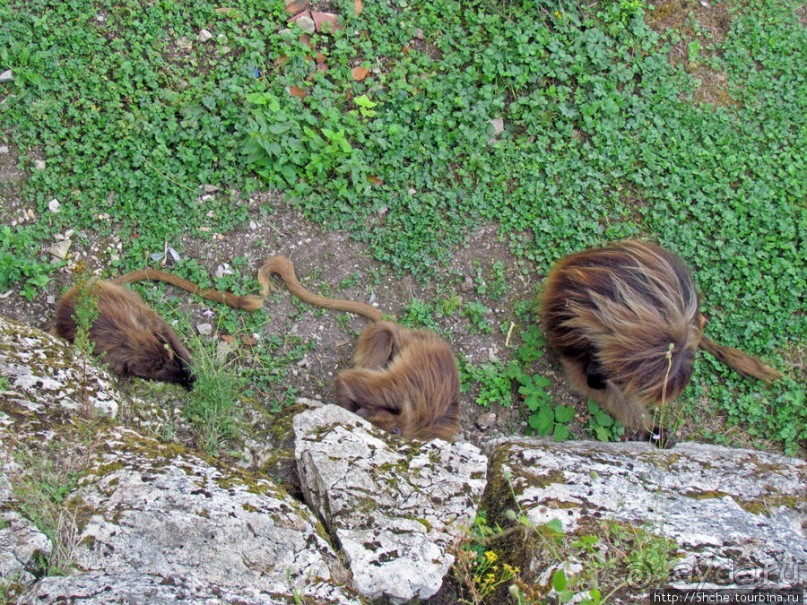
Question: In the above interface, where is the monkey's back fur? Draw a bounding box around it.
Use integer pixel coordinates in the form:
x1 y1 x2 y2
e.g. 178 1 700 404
541 240 780 443
52 268 263 388
53 281 196 388
258 256 460 441
335 321 460 441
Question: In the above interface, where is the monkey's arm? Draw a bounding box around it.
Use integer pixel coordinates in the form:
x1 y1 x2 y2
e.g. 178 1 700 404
334 369 402 415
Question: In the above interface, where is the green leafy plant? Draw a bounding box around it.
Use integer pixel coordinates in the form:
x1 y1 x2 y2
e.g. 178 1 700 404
587 401 625 442
0 226 55 299
472 260 507 299
453 512 520 604
515 325 545 364
400 299 438 330
438 294 463 317
463 301 493 334
508 326 574 441
461 359 513 408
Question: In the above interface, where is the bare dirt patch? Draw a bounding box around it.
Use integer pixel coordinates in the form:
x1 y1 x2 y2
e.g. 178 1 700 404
647 0 735 106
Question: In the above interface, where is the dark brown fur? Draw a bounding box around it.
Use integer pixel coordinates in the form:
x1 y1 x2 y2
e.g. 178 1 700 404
52 269 264 388
52 281 196 388
258 256 460 441
541 240 781 447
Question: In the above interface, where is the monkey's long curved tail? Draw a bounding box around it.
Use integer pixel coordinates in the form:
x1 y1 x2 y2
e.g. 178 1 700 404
113 270 264 311
699 336 781 382
257 256 382 321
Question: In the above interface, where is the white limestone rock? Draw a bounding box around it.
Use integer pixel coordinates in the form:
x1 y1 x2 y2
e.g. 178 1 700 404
486 439 807 591
294 404 488 603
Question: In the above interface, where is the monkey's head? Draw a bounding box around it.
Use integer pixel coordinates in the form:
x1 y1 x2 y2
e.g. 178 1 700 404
124 328 196 390
356 407 403 436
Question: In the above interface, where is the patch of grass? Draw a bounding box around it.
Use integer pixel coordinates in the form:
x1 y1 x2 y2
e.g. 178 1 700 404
461 359 514 409
463 301 493 335
399 298 438 330
69 271 101 419
1 0 803 452
0 225 56 299
10 447 82 577
182 338 248 457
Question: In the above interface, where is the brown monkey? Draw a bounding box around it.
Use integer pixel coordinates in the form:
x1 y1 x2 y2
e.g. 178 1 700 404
52 270 264 389
258 256 460 441
541 240 781 448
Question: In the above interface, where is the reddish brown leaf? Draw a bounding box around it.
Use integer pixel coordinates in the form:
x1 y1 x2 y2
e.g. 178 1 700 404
311 11 341 33
354 0 363 15
288 85 307 99
220 334 234 343
351 66 370 81
284 0 310 15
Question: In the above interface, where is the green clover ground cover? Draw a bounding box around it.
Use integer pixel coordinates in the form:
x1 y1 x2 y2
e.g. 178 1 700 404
1 0 803 452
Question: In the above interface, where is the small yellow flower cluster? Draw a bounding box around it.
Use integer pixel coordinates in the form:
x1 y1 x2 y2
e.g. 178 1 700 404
474 551 519 596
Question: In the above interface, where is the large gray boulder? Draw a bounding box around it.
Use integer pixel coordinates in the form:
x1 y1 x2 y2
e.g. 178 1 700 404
294 404 488 603
0 315 357 604
485 439 806 598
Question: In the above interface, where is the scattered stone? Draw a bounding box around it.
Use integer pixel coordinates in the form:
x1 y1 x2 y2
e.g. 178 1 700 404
0 145 9 154
26 209 36 221
488 118 505 143
34 159 46 170
197 29 213 43
289 11 316 35
48 240 71 260
460 275 474 292
203 183 220 193
351 66 370 81
249 220 258 230
0 70 13 82
295 405 488 602
288 85 307 99
196 323 213 336
175 36 193 52
475 412 497 431
215 263 233 278
216 339 234 364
